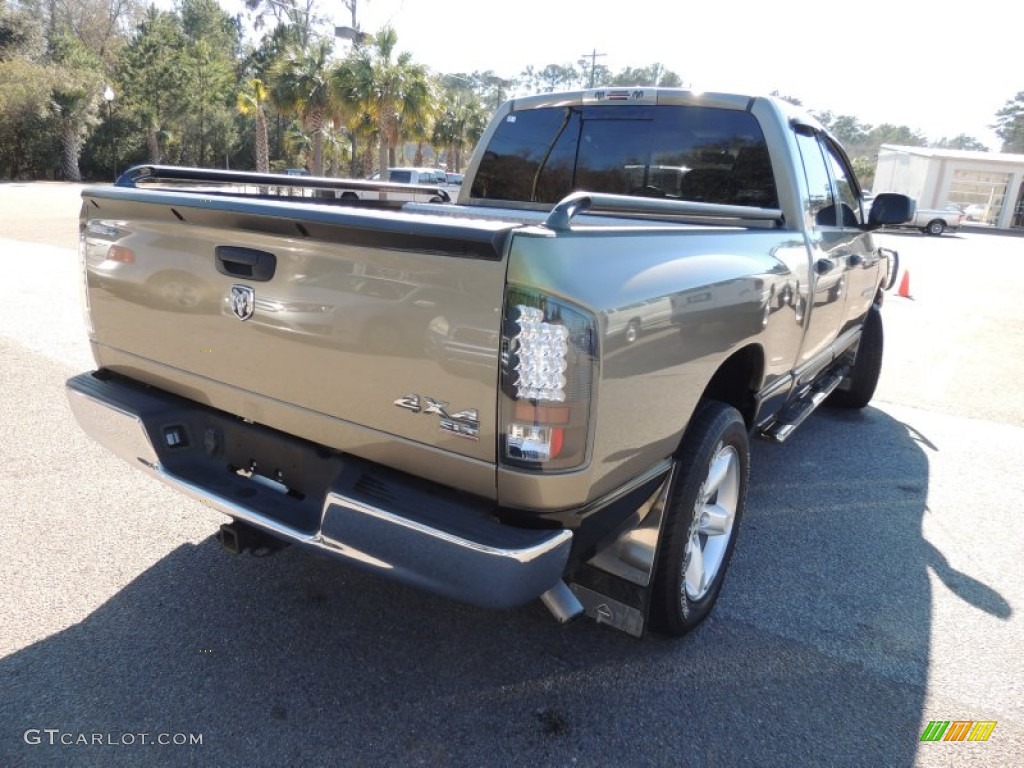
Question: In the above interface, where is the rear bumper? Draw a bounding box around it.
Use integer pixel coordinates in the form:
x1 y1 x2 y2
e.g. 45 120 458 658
66 371 572 609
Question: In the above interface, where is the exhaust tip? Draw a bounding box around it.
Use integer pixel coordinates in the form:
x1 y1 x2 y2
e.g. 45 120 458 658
540 580 584 624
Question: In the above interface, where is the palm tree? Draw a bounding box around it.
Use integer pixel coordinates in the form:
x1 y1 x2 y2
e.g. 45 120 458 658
237 78 270 173
432 85 487 173
269 39 336 176
48 34 103 182
333 27 434 176
52 84 99 182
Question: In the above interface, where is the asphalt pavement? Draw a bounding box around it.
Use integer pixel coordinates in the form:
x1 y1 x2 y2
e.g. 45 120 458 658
0 183 1021 767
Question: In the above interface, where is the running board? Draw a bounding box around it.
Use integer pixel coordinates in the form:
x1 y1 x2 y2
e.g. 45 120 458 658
760 368 846 443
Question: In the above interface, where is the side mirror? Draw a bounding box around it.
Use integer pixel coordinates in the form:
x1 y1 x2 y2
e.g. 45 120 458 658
867 193 915 229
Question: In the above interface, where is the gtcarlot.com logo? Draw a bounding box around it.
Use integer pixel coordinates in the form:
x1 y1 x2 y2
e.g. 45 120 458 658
24 729 203 747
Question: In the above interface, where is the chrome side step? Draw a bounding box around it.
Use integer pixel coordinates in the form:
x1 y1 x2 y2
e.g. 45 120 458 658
760 368 846 443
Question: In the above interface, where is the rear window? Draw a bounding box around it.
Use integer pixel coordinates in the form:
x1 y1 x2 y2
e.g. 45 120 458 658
388 170 412 183
470 104 777 208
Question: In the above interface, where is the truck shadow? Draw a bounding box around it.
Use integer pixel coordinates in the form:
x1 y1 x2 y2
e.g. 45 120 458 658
0 407 1009 767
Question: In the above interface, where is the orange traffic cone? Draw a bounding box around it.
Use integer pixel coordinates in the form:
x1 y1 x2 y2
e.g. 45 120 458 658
897 269 913 300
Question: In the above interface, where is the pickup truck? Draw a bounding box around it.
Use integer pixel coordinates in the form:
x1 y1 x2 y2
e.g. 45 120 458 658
67 88 912 638
336 167 451 204
883 201 962 235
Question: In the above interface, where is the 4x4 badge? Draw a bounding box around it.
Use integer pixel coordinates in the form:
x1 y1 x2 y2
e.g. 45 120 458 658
394 394 479 440
229 284 255 321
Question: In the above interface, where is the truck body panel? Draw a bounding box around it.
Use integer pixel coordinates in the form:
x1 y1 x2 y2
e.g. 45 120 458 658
68 87 910 636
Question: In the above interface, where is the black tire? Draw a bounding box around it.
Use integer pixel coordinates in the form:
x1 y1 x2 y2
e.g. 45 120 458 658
650 401 749 636
828 306 883 408
925 219 945 236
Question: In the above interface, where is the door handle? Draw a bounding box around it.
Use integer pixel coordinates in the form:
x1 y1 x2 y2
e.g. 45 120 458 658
815 258 834 275
215 246 277 282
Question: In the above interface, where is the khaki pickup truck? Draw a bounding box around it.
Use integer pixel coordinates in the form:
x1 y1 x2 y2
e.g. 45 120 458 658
68 88 912 637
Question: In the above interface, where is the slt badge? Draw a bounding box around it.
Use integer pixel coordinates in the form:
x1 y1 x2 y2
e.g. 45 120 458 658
394 394 479 440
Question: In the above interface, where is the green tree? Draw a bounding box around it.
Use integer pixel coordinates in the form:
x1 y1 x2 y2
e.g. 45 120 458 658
993 91 1024 153
866 123 928 148
576 58 611 89
19 0 142 68
537 63 577 92
237 77 270 172
816 113 871 146
0 5 44 61
270 37 336 175
933 134 988 152
611 63 682 87
432 80 486 172
333 27 432 175
851 156 875 190
0 57 53 177
244 0 322 50
117 8 188 163
179 0 239 167
48 32 104 180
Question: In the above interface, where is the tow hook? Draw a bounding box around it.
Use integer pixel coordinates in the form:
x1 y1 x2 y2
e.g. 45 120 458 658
217 521 288 557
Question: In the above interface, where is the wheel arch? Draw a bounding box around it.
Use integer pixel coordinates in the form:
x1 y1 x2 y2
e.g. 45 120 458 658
698 344 765 429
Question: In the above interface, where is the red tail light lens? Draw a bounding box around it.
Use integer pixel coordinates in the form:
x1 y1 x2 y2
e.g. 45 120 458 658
500 287 597 471
107 245 136 263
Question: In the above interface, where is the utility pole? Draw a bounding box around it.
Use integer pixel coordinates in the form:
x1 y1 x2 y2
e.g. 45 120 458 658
342 0 357 28
582 49 606 88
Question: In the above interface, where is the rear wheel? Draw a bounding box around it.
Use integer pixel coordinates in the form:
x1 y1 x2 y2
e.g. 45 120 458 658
925 219 945 236
650 401 749 636
828 306 883 408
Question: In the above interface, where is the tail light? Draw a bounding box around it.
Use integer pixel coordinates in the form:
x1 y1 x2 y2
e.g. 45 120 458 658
499 286 597 471
78 226 94 335
106 244 136 263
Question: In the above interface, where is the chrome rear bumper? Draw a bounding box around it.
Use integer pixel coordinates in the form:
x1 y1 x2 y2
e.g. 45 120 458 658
66 372 572 610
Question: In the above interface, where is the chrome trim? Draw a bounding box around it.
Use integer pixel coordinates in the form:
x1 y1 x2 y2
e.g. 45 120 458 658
320 493 571 564
67 377 572 610
544 191 784 231
66 389 159 468
229 284 255 321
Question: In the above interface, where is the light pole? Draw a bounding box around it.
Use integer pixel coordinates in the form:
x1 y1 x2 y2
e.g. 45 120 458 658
103 86 117 182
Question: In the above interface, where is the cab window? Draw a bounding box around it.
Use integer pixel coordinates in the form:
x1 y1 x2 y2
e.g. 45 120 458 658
823 142 862 226
795 131 835 225
470 104 777 207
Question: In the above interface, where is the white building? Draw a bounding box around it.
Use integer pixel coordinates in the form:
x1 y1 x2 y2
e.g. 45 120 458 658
873 145 1024 230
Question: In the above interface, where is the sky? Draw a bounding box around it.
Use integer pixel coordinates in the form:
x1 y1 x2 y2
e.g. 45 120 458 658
219 0 1024 150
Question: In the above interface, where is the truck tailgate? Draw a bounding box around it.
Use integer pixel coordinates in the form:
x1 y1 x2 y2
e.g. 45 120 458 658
81 188 516 477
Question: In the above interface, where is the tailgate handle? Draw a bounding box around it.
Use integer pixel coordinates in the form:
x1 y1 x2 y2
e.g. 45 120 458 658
215 246 276 281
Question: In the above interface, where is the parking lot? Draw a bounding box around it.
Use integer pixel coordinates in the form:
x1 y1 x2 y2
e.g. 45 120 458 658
1 182 1022 767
